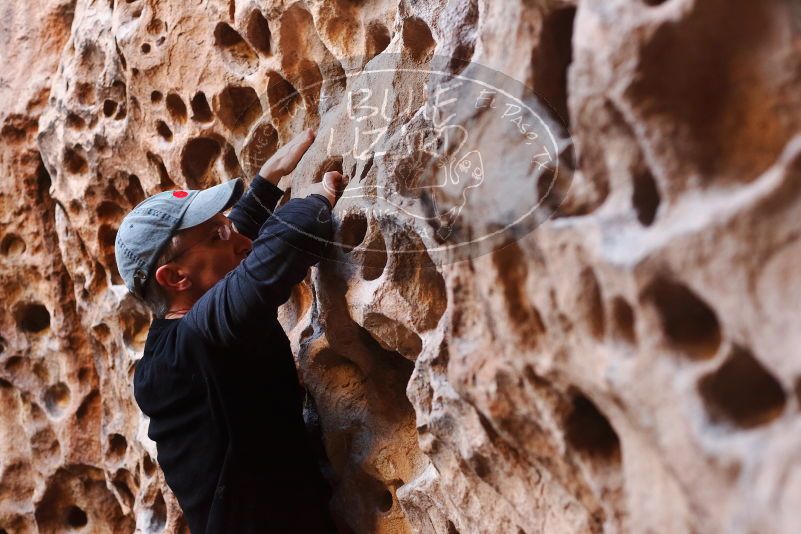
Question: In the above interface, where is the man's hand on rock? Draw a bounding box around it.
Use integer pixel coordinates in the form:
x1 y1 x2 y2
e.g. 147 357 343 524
257 128 316 185
304 171 349 208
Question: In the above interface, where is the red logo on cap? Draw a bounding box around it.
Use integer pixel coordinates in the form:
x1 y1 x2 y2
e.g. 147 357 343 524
173 190 189 198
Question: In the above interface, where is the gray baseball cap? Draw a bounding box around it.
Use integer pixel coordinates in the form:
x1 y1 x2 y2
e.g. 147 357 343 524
115 178 244 298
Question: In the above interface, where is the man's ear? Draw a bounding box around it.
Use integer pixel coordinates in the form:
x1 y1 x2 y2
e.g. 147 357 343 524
154 263 192 293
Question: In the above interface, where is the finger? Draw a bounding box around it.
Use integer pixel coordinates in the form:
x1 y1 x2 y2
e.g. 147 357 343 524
323 172 347 192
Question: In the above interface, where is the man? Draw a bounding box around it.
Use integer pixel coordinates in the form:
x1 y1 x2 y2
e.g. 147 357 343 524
114 128 349 533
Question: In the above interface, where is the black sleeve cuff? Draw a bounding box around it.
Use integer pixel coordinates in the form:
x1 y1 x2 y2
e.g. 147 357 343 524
251 174 284 203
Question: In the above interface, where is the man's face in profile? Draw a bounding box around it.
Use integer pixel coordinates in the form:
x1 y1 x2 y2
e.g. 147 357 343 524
162 212 253 298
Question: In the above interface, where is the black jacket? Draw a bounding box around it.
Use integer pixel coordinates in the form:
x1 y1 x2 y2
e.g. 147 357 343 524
133 177 337 533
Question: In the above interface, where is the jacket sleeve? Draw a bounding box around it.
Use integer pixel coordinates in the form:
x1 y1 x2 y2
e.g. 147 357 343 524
226 175 285 240
183 193 334 347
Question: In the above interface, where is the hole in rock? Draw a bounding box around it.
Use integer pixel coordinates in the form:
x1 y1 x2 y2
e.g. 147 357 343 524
78 367 91 382
93 322 111 341
150 90 163 103
112 470 135 509
378 488 393 513
632 168 660 226
149 490 167 531
644 277 721 359
146 17 165 35
107 433 128 460
266 71 300 120
0 335 6 354
43 382 71 417
491 242 546 345
5 356 22 372
66 505 87 527
699 345 786 429
365 22 391 61
190 92 213 122
447 520 460 534
359 153 375 182
181 137 221 188
294 59 323 109
213 22 258 64
124 174 145 205
612 296 636 343
361 231 387 281
146 151 175 190
449 41 475 76
15 302 50 333
66 112 85 129
76 390 100 423
102 99 118 117
64 147 88 174
37 159 51 198
1 234 26 257
36 466 133 532
402 17 436 62
98 224 124 284
142 453 157 476
155 120 172 141
245 9 271 55
165 93 187 123
470 451 492 481
581 267 605 339
215 85 262 134
564 391 620 460
214 21 244 47
76 82 95 105
338 212 368 252
140 42 150 54
222 142 242 177
114 103 127 120
531 6 575 128
96 201 124 221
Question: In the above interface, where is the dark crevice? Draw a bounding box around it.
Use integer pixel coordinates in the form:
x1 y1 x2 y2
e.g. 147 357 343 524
402 18 436 62
245 9 271 55
632 168 661 226
531 6 576 129
215 85 262 134
564 391 620 461
338 211 368 252
643 276 721 359
165 93 187 123
190 91 213 122
181 137 222 189
699 345 786 429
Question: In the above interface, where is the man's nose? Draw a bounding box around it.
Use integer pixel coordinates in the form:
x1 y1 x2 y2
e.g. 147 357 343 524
234 233 252 255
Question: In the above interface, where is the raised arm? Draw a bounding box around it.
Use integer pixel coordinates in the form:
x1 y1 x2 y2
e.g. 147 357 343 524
183 192 334 346
227 128 317 238
226 176 284 239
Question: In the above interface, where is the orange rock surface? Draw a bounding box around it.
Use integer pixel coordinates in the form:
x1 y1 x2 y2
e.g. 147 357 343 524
2 0 801 532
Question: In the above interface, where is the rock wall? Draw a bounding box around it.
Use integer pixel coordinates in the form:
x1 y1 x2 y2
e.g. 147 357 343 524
2 0 801 532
